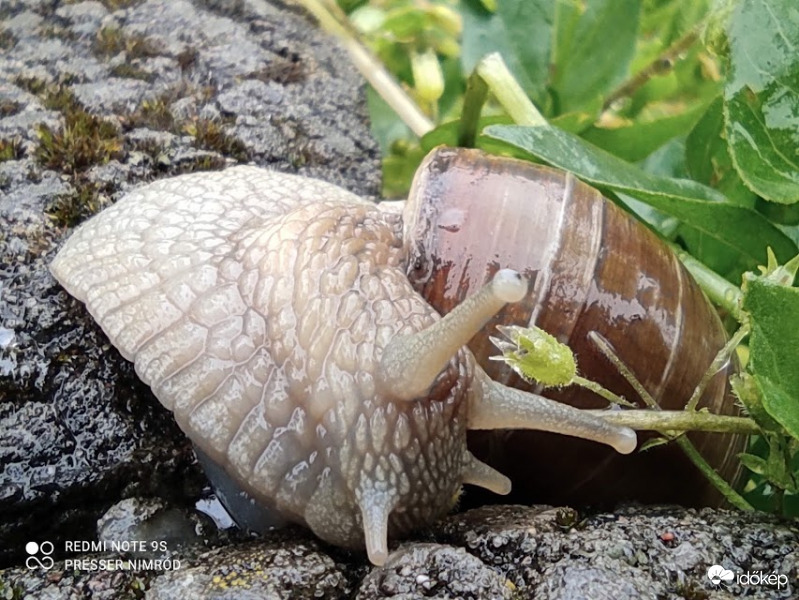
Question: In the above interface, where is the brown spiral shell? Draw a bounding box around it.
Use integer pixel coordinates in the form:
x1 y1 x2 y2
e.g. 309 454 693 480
404 147 743 507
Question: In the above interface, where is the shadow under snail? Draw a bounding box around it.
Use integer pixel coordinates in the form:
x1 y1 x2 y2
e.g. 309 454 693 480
50 146 740 566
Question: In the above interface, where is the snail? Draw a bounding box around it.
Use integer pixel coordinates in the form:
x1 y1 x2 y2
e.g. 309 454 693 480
49 146 738 566
50 148 637 566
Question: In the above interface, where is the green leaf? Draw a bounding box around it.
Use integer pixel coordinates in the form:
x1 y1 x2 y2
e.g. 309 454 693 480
744 276 799 441
765 432 799 493
731 373 782 432
381 144 426 199
437 55 466 120
420 116 512 153
677 100 756 281
677 225 751 282
582 102 708 162
687 96 757 207
550 0 641 114
741 435 797 493
549 110 597 134
459 0 554 107
724 0 799 204
755 376 799 442
639 0 709 48
483 123 798 265
639 437 670 452
380 6 428 40
739 452 769 476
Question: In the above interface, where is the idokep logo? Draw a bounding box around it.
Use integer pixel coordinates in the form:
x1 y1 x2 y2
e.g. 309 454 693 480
25 541 54 570
706 565 734 585
707 564 789 592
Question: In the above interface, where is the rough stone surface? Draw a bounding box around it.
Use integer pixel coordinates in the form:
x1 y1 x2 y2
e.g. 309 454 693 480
356 543 516 599
0 532 355 600
97 497 218 558
2 502 797 598
0 0 380 572
146 537 353 600
435 504 799 600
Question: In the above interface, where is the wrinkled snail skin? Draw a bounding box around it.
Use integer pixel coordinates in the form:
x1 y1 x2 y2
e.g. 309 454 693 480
50 164 636 566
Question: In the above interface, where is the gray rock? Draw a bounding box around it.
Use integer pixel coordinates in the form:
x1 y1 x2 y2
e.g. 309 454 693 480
216 79 285 116
2 501 796 598
146 537 352 600
0 564 161 600
356 544 516 600
2 10 43 38
0 532 351 600
435 504 799 600
71 78 154 114
0 0 379 574
54 1 109 31
97 497 216 559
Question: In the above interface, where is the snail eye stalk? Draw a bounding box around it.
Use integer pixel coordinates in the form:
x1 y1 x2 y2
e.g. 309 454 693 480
376 269 527 401
470 375 637 455
375 266 637 454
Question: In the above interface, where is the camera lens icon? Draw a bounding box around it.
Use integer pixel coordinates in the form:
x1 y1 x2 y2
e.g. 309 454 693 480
25 541 54 570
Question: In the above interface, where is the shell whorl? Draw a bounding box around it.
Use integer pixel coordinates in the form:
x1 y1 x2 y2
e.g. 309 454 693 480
50 167 474 560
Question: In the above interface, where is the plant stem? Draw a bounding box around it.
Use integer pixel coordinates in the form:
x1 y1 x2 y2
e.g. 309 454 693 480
573 375 636 408
475 53 547 126
674 436 754 510
585 409 760 435
669 243 744 321
459 69 488 148
602 27 700 111
588 331 755 510
588 332 655 407
686 324 749 411
297 0 433 137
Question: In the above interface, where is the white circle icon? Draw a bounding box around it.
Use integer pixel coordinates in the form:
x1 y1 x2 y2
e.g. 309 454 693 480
25 541 54 570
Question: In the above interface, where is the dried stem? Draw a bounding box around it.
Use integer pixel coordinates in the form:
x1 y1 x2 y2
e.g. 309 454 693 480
297 0 433 137
602 27 701 111
686 324 750 411
586 409 760 435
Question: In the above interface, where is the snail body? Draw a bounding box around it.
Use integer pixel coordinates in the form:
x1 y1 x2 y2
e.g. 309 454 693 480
51 161 635 566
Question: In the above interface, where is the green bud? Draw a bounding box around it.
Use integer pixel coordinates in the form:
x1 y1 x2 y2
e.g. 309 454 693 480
758 248 799 286
411 49 444 104
490 324 577 387
429 5 462 37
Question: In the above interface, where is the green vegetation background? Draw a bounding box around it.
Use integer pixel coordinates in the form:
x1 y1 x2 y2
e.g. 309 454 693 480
336 0 799 516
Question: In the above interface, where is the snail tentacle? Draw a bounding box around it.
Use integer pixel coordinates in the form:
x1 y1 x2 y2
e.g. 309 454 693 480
358 488 397 567
471 371 638 455
461 450 512 495
376 269 527 401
